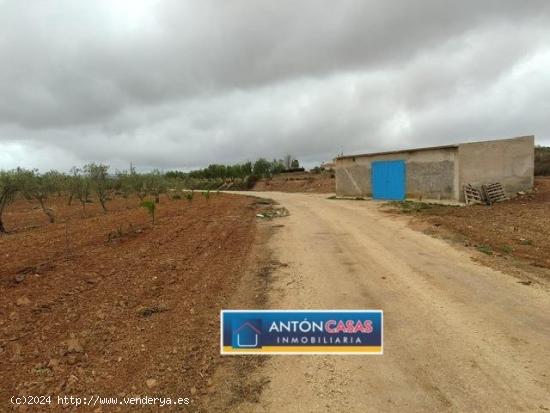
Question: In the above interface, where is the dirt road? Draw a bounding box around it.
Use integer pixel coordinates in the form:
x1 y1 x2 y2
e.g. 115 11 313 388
234 192 550 412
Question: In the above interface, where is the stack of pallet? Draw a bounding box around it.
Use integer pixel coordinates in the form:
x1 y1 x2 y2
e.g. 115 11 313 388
463 184 484 205
463 182 508 205
481 183 508 204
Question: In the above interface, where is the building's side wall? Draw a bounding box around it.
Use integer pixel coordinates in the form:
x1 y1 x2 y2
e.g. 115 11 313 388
335 158 372 197
458 136 534 200
406 151 458 200
335 148 458 200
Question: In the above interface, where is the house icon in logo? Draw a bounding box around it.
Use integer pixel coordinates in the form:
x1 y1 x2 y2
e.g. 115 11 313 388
232 319 262 349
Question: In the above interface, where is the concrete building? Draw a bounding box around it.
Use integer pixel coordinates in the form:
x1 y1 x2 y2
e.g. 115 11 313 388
335 135 534 202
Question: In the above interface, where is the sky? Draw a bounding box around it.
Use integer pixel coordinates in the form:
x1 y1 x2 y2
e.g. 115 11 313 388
1 0 549 172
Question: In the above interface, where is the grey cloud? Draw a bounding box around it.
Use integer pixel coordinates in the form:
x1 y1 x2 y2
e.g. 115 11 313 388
0 0 549 171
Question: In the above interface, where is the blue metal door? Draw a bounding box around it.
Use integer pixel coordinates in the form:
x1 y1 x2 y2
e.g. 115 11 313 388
371 160 406 200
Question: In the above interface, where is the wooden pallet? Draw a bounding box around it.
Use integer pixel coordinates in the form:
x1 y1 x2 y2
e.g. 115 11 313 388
463 184 484 205
481 183 508 204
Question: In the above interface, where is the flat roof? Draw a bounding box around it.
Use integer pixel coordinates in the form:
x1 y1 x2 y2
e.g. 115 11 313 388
335 143 458 160
335 135 533 161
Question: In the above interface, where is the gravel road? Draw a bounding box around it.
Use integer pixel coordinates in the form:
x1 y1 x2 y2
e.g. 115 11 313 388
238 192 550 413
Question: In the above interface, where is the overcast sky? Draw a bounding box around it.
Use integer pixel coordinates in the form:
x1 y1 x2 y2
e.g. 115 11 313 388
1 0 549 172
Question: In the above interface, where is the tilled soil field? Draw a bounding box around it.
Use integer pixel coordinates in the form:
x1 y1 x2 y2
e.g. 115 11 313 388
0 193 263 411
391 177 550 273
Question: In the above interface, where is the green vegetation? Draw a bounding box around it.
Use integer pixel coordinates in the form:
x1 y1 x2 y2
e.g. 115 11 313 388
85 163 110 212
20 169 60 223
0 169 23 233
140 200 156 224
116 167 138 207
500 245 514 254
476 244 493 255
144 170 166 204
71 168 92 215
0 155 304 232
173 158 288 181
327 195 366 201
165 157 303 190
389 200 434 214
535 146 550 176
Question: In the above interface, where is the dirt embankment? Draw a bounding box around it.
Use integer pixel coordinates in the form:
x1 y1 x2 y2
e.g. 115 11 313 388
0 193 267 412
388 177 550 272
253 172 335 193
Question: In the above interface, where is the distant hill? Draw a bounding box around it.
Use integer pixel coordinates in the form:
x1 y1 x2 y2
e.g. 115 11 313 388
535 146 550 176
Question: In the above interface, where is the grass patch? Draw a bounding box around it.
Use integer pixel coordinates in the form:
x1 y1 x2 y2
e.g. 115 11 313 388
476 244 493 255
500 245 514 254
327 195 366 201
388 200 434 214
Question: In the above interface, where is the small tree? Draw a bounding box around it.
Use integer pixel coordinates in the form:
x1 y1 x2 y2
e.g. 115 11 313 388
67 167 81 205
85 163 110 212
253 158 271 178
291 159 300 168
116 170 134 208
71 168 91 215
270 159 286 175
130 175 146 202
145 170 166 204
0 169 23 233
166 177 183 200
140 200 156 224
21 169 58 223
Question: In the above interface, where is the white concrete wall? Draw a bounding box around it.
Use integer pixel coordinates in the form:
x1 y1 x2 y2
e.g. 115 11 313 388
458 135 534 199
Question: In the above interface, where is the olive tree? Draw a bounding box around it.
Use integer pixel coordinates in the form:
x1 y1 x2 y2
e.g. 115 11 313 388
0 169 23 233
144 170 166 203
20 169 58 223
69 168 92 214
252 158 272 178
84 163 110 212
67 168 77 205
116 170 134 207
134 176 147 201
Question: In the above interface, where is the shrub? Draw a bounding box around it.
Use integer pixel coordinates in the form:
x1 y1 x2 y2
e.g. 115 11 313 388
85 163 111 212
116 169 135 207
140 200 156 224
0 169 24 233
70 169 92 215
20 169 58 223
535 146 550 176
144 170 167 203
390 200 432 213
501 245 514 254
476 245 493 255
253 158 272 177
